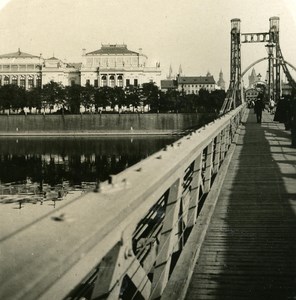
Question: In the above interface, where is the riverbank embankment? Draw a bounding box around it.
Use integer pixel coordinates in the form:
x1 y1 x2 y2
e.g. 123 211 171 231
0 113 215 136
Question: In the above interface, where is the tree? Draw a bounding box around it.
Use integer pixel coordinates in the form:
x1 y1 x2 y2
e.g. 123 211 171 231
81 84 95 112
113 86 125 111
125 87 140 112
0 85 26 114
26 87 42 113
42 81 65 114
94 87 110 112
65 84 81 114
142 82 159 111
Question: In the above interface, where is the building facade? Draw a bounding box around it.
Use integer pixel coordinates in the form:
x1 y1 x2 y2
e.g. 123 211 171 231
0 49 43 89
80 44 161 88
42 57 80 86
245 88 259 103
0 44 161 89
177 75 216 94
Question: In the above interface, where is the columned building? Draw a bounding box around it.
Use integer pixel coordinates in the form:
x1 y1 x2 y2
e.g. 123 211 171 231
0 49 43 89
80 44 161 88
0 45 161 89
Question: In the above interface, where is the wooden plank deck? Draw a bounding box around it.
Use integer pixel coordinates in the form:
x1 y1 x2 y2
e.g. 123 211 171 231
185 109 296 300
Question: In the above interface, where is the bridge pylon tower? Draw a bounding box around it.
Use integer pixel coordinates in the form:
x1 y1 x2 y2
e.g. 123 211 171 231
269 17 280 102
230 19 242 107
220 16 296 115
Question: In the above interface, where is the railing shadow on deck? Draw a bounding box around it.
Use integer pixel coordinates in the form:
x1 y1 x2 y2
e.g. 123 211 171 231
0 106 245 300
195 110 296 299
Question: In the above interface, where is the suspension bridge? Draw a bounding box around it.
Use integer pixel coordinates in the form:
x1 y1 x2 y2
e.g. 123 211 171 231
0 17 296 300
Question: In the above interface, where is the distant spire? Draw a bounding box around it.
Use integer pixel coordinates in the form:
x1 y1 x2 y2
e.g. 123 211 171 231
217 69 225 90
178 64 182 75
18 48 21 55
168 64 173 79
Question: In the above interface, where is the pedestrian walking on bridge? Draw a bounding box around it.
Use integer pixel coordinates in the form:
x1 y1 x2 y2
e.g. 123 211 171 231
254 98 265 123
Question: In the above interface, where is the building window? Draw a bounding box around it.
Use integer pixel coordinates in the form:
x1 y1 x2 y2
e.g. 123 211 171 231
36 76 41 88
101 75 107 87
20 77 26 89
117 58 123 66
126 79 130 86
86 79 90 86
109 75 115 87
109 58 115 67
71 80 75 86
117 75 123 87
28 77 34 89
11 77 17 85
94 79 98 87
4 76 9 85
134 79 138 86
102 58 108 67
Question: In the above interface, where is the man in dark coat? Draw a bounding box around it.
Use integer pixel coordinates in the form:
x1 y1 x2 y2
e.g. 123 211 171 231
254 98 265 123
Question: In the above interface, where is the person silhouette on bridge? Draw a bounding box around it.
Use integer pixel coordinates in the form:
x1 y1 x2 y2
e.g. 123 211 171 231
254 96 265 123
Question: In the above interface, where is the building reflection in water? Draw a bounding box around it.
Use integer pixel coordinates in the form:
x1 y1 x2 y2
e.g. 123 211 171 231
0 136 179 188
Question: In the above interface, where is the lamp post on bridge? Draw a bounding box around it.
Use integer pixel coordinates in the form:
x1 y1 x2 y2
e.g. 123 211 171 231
265 42 275 103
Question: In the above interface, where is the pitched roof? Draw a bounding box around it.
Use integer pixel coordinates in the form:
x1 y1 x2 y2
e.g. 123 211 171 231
86 44 138 56
161 80 177 89
0 49 40 59
47 56 59 60
66 62 82 70
178 76 216 84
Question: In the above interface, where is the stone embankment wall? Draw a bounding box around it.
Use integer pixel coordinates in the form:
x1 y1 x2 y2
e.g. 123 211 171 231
0 113 215 135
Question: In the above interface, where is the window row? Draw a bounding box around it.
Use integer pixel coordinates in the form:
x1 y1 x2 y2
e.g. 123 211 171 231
0 76 41 88
86 56 139 67
85 77 138 88
183 84 214 88
0 64 39 71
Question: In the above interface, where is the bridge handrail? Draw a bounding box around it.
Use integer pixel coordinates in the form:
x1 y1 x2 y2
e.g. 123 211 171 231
0 105 245 300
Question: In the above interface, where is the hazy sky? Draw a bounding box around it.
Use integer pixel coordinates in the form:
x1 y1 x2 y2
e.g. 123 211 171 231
0 0 295 87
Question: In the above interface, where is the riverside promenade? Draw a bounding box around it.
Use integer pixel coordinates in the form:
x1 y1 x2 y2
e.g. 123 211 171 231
185 109 296 299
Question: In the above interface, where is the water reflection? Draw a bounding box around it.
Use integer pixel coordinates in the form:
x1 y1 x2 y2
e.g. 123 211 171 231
0 136 179 187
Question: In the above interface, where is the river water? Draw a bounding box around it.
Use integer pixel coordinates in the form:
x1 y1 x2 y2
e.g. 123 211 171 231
0 136 179 188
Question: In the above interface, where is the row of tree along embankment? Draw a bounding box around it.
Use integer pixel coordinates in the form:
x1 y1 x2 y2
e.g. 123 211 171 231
0 113 215 136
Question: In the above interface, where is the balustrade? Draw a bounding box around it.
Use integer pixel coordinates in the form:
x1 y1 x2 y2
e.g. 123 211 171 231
0 105 245 300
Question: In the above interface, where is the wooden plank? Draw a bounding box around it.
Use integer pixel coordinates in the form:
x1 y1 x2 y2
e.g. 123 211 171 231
161 110 245 300
185 110 296 299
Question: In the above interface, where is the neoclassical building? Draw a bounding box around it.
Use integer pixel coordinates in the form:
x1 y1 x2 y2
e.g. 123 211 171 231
42 57 80 86
80 44 161 88
0 44 161 89
0 49 43 89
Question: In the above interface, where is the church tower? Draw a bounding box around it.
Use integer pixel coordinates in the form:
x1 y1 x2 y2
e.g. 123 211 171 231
248 68 257 88
217 69 225 90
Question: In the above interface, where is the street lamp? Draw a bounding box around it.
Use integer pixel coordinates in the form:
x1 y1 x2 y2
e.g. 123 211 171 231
257 73 262 82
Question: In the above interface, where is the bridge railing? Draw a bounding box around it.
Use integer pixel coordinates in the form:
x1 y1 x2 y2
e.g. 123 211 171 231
0 105 245 300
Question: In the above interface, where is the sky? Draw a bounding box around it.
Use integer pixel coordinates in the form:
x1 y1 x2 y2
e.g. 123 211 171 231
0 0 295 87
